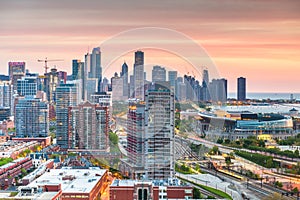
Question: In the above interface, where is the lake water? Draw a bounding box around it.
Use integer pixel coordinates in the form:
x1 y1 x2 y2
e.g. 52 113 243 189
228 92 300 100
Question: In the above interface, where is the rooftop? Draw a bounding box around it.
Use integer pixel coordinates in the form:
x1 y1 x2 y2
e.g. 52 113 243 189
27 167 107 194
111 178 184 187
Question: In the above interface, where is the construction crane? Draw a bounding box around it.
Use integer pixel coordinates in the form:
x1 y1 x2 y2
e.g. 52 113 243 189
37 57 63 74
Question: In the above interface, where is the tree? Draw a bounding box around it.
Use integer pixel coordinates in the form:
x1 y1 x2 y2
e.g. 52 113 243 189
216 138 223 144
193 187 201 199
258 140 266 147
292 187 299 193
21 168 28 176
109 131 118 145
275 181 283 188
225 156 231 167
295 149 299 157
209 146 220 155
224 139 230 144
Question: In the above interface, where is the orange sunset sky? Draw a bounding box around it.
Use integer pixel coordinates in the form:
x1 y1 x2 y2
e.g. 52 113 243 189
0 0 299 93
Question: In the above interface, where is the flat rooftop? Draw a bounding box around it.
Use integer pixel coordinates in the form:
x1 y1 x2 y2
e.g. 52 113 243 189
111 178 184 187
27 167 107 194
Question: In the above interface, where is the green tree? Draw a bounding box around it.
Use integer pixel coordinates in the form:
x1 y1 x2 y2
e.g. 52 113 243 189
216 138 223 144
193 187 201 199
292 187 299 193
109 131 118 145
209 146 220 155
295 149 299 157
21 168 28 176
224 139 230 144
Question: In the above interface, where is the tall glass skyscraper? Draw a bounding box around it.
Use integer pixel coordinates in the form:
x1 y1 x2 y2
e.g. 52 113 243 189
85 47 102 94
133 51 145 100
121 62 129 98
56 83 79 149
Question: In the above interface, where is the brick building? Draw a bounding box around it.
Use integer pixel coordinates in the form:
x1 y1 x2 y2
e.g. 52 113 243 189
110 179 193 200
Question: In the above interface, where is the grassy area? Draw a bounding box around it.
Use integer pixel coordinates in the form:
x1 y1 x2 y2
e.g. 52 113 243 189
199 184 232 200
9 192 18 197
179 177 232 200
0 158 13 167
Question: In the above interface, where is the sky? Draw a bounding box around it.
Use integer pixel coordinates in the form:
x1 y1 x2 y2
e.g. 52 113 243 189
0 0 300 93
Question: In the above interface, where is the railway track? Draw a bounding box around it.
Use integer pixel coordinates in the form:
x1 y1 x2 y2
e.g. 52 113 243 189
201 166 296 200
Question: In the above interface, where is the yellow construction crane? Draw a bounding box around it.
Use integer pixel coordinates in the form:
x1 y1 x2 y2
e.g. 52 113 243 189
37 57 63 74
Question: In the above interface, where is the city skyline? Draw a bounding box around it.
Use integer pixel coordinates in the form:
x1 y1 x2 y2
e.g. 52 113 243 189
0 0 299 93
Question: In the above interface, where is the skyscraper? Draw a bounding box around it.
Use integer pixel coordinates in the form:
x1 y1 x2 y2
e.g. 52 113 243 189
56 83 79 149
72 59 85 80
17 76 37 96
202 69 209 85
111 73 124 101
133 51 145 100
0 81 14 113
92 47 102 81
85 47 102 93
123 82 175 180
129 75 135 98
15 96 49 138
209 78 228 102
121 62 129 98
201 69 210 101
237 77 246 101
68 101 109 151
126 100 146 178
72 60 85 100
168 71 177 92
45 68 65 103
8 62 26 91
152 66 166 82
91 92 112 121
145 83 175 180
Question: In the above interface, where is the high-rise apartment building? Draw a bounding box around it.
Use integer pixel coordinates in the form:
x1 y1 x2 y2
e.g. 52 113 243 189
17 76 37 96
68 101 109 151
123 83 175 180
126 100 146 177
15 97 49 138
44 68 66 103
145 84 175 180
56 83 79 149
152 66 166 82
237 77 246 101
0 81 13 113
91 92 112 121
133 51 145 100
